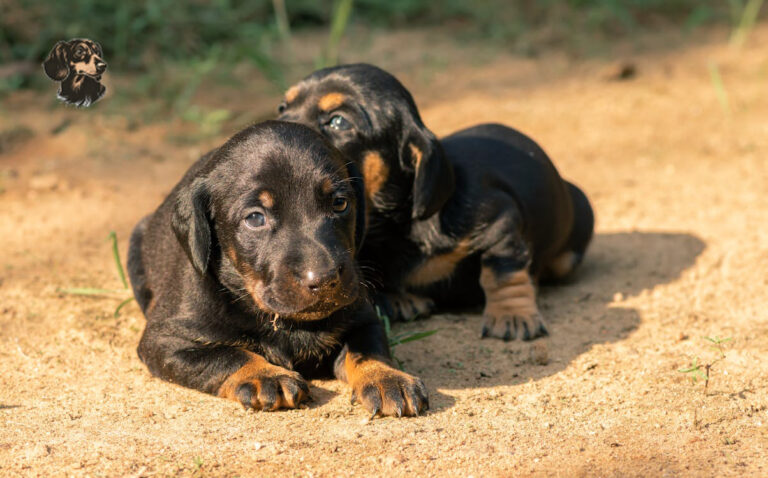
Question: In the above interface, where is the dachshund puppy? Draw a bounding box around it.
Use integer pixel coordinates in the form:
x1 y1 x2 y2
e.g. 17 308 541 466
127 121 427 416
42 38 107 107
278 64 594 341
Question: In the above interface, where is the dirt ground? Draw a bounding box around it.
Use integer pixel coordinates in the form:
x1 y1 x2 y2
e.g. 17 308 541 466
1 24 767 477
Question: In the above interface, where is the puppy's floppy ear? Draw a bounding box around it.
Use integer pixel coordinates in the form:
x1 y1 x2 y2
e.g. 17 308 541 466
171 177 212 275
43 41 70 81
400 122 455 220
346 160 367 252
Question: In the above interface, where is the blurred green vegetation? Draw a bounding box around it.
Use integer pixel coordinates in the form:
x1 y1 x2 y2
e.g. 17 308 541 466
1 0 762 134
0 0 741 71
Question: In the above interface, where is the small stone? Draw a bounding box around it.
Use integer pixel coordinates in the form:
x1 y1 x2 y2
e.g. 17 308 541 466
529 342 549 365
29 174 60 190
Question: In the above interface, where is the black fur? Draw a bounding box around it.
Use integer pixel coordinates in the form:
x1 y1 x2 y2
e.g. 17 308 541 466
278 64 595 339
127 121 427 415
42 39 107 107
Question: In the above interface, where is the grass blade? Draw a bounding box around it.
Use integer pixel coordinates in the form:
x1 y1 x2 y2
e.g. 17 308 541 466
108 231 129 289
730 0 765 48
57 287 130 296
707 61 730 115
114 297 135 318
391 330 438 345
322 0 354 67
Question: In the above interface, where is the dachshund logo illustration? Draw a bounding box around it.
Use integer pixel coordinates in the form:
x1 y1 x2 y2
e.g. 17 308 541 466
43 38 107 107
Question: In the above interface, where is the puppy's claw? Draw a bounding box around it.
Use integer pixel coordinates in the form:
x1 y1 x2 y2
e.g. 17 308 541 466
502 321 513 342
521 319 532 341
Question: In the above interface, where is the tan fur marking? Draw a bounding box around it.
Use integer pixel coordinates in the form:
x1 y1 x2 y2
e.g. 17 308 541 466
258 190 274 208
405 239 471 288
409 143 423 169
321 177 334 195
342 352 426 417
342 352 394 385
362 151 389 199
317 92 346 111
546 251 576 279
284 85 300 103
217 352 306 410
226 246 269 311
480 268 539 318
217 352 275 399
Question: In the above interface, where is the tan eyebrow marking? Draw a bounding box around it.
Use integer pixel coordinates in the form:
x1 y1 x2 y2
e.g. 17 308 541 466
321 178 334 195
318 92 347 111
285 85 301 103
258 190 274 208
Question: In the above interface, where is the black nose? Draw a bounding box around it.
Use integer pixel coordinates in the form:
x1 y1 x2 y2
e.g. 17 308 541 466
96 61 107 72
302 264 344 292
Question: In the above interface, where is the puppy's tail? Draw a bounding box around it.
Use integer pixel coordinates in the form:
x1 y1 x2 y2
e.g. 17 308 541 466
566 181 594 262
127 215 152 314
542 182 594 282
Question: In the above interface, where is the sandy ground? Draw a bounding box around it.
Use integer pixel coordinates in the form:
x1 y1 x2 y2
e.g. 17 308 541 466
1 25 767 477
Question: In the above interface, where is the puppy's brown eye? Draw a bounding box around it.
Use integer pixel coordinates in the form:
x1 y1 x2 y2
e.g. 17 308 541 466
277 102 287 114
332 196 349 214
244 212 266 229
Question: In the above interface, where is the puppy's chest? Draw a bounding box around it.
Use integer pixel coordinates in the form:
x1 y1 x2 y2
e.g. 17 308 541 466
248 325 344 377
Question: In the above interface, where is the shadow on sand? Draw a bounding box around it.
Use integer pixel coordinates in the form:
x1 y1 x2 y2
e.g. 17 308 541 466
391 231 706 412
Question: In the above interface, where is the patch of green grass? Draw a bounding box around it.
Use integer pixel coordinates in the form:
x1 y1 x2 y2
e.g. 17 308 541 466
57 231 134 318
376 305 437 369
679 335 732 393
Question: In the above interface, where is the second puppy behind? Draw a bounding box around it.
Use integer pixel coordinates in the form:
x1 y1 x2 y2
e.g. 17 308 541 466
278 64 594 341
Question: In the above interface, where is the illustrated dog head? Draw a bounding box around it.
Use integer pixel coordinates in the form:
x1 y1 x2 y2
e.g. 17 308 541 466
172 121 366 320
42 38 107 107
277 64 454 225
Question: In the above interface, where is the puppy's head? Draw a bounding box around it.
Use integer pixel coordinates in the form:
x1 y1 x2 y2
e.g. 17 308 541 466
43 39 107 82
172 121 366 321
277 63 454 222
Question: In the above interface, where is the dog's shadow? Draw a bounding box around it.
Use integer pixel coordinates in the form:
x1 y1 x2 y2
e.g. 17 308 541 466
391 232 705 413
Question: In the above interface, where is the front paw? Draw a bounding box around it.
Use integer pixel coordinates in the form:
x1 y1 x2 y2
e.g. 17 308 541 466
350 362 429 417
481 311 548 341
376 292 435 322
219 358 310 411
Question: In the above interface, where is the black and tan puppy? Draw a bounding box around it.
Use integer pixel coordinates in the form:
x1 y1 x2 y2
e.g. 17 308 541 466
127 121 427 416
42 38 107 107
278 64 594 341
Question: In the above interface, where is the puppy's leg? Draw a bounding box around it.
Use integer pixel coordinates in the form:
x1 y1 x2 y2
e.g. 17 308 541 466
217 352 310 411
375 291 435 322
138 326 309 410
335 308 429 417
479 242 548 341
